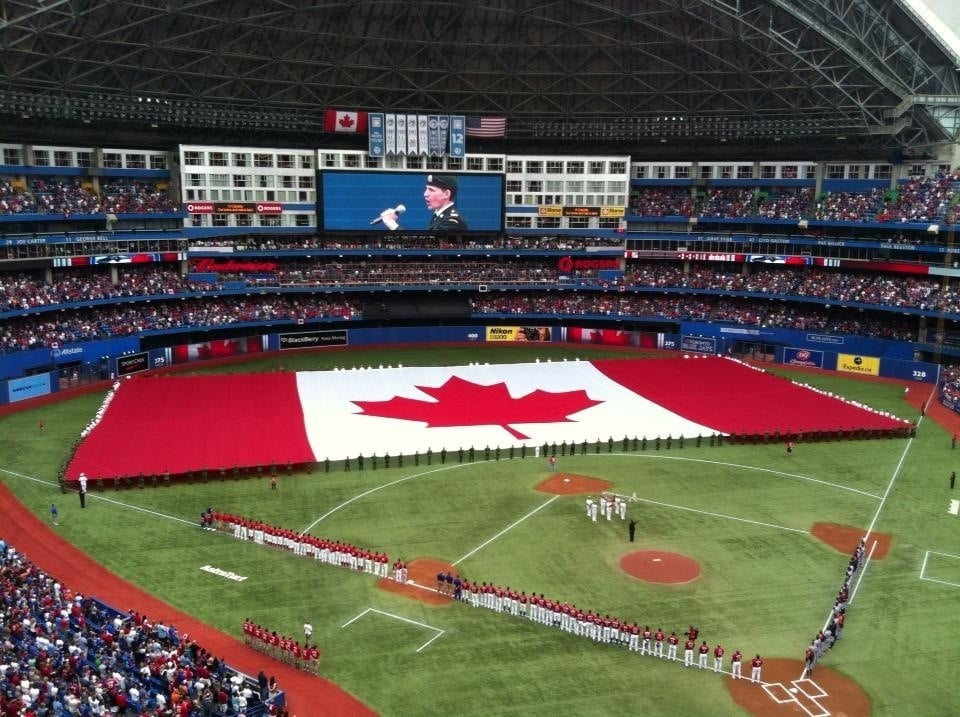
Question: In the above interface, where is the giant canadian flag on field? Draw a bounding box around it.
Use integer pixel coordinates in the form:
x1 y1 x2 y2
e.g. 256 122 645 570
65 357 910 480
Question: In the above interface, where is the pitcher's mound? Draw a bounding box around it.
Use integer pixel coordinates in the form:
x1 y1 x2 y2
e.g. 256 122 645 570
811 523 892 559
537 473 613 495
727 657 870 717
620 550 700 584
376 558 455 605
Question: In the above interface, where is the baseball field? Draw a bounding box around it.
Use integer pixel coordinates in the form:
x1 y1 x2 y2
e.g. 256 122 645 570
1 344 958 716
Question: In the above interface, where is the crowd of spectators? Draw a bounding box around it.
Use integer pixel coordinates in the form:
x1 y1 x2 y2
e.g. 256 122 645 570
0 178 177 216
99 181 178 214
471 293 915 340
627 188 695 217
0 259 951 351
697 188 758 219
629 172 960 223
0 538 281 716
0 296 359 352
199 260 567 288
755 189 814 220
0 270 187 312
939 365 960 407
813 189 884 222
624 262 960 314
3 261 958 316
188 235 624 252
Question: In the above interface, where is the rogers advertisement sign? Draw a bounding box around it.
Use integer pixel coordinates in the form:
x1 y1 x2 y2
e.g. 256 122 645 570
185 201 283 215
557 256 620 272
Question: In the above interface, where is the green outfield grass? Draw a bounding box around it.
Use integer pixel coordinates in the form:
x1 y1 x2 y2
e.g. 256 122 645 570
2 346 959 716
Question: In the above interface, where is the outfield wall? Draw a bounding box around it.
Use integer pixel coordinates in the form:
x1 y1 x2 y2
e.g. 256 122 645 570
0 322 938 406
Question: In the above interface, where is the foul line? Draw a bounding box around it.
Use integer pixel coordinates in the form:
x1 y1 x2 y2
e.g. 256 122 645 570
865 432 915 537
340 607 444 653
299 462 479 536
846 539 877 606
803 430 916 679
453 496 559 566
0 467 196 527
602 453 881 500
608 491 807 535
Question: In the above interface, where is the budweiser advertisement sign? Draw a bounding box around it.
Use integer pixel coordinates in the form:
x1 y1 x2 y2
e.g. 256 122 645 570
557 256 621 272
185 201 283 215
192 259 279 273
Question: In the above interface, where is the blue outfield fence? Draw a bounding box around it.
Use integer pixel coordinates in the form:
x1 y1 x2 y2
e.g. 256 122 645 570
0 323 942 411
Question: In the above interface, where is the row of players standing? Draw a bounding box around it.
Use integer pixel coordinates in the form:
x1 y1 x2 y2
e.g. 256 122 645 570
803 536 861 677
213 511 391 577
428 570 765 682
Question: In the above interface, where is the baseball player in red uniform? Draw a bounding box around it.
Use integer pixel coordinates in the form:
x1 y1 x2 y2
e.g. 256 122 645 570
666 630 678 660
655 628 666 658
698 641 710 669
713 643 725 673
804 645 816 677
730 649 743 679
641 626 651 654
750 654 763 683
684 637 695 667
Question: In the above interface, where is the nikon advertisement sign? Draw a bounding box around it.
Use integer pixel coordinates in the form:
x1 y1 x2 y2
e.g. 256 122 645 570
485 326 552 342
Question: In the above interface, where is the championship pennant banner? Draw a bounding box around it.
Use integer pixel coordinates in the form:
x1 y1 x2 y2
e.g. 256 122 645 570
369 114 465 158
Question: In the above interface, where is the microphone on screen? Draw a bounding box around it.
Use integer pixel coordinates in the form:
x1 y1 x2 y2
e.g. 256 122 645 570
370 204 406 225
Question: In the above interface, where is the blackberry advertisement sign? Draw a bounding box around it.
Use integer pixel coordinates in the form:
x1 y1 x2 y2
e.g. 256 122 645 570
279 330 348 350
117 351 149 376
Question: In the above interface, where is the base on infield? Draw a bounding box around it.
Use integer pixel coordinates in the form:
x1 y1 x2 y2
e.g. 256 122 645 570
811 522 892 559
619 550 700 584
728 657 870 717
536 472 613 495
376 558 456 605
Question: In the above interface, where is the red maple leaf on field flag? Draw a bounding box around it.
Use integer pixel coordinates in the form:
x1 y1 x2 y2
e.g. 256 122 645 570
352 376 604 440
338 114 355 129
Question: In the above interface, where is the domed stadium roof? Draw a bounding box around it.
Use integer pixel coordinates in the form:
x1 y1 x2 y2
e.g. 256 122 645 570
0 0 958 156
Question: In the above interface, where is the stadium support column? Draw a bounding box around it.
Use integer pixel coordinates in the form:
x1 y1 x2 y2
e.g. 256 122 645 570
935 224 956 367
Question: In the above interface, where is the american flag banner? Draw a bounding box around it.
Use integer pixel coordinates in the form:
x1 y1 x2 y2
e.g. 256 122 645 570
465 116 506 138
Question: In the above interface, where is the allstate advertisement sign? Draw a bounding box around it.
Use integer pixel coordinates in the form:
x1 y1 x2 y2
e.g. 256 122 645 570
784 347 824 368
7 374 51 403
51 345 84 362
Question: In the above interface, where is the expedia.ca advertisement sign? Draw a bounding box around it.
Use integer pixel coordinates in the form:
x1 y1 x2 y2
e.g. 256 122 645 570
837 354 879 376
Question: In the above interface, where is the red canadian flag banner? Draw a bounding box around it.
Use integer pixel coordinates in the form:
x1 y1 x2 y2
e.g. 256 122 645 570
324 110 369 133
64 358 911 480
